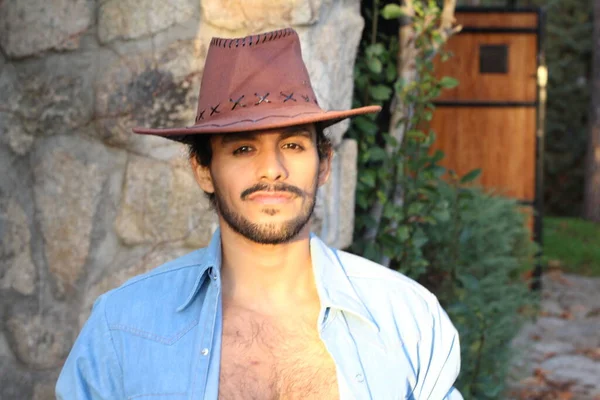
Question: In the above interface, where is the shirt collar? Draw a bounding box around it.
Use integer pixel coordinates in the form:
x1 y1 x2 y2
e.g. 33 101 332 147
309 233 379 332
177 229 379 332
176 230 222 312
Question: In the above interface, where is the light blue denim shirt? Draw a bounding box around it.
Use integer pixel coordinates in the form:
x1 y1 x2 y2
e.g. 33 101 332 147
57 230 462 399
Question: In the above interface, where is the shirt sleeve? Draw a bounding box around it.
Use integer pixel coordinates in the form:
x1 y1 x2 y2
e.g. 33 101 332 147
412 295 462 400
445 386 464 400
56 295 125 399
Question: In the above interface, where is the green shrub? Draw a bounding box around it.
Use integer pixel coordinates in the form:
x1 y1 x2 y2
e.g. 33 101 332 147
349 1 538 398
420 183 537 399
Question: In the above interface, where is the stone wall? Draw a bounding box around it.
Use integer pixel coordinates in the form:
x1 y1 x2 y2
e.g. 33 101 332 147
0 0 364 397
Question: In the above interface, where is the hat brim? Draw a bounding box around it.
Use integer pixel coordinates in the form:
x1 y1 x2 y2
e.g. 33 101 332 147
132 105 381 139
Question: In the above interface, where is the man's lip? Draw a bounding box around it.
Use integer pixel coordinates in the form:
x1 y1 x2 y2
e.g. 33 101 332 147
246 191 295 203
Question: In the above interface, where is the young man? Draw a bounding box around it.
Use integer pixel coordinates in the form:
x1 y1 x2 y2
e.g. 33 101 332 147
57 28 462 399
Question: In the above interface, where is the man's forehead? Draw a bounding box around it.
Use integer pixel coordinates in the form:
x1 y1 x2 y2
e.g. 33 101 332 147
217 125 315 144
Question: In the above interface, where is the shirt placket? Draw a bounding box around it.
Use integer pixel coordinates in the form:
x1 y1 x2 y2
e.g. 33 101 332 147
190 269 221 399
320 310 373 400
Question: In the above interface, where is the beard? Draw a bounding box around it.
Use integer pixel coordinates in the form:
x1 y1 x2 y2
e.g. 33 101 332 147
213 178 318 245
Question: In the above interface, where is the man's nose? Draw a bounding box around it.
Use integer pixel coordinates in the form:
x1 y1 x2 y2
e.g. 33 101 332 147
256 147 289 182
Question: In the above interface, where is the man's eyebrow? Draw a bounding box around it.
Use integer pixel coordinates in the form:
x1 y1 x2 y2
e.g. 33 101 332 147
220 127 313 145
279 127 313 141
220 132 258 145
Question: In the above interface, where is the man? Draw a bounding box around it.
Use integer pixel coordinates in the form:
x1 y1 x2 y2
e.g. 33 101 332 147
57 28 462 399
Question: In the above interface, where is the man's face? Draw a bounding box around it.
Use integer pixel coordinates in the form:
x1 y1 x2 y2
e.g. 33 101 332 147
194 124 330 245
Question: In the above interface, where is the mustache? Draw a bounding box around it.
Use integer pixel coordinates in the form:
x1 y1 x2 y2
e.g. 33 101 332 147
240 183 304 200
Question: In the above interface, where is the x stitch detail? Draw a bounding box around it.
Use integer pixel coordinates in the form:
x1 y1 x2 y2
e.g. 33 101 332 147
195 109 205 122
255 92 271 105
280 92 296 102
230 95 246 110
210 104 220 116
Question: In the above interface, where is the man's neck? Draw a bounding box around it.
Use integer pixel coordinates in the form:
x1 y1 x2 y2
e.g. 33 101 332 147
218 222 320 315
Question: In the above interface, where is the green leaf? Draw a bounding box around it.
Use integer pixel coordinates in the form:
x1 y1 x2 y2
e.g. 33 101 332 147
366 147 388 162
354 116 379 135
430 149 445 164
366 43 386 57
459 274 480 291
396 225 410 241
367 57 383 74
439 76 459 89
381 4 408 20
369 84 393 101
360 172 376 188
460 168 482 184
386 62 397 82
407 130 427 140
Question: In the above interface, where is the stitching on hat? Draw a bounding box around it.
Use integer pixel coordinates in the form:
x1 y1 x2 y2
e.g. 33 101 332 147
210 104 220 116
230 95 246 110
301 95 310 102
255 92 271 105
211 28 294 50
195 109 205 122
280 92 296 102
184 110 327 129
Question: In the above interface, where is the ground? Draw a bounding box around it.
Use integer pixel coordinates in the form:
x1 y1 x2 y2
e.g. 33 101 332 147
507 270 600 400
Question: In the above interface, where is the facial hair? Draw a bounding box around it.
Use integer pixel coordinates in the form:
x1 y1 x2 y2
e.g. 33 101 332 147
213 178 318 245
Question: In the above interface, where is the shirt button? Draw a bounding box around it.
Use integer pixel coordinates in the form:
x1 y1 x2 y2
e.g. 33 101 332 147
201 348 209 356
355 373 364 383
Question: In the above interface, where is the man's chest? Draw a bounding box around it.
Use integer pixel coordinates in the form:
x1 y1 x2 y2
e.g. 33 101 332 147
218 309 340 400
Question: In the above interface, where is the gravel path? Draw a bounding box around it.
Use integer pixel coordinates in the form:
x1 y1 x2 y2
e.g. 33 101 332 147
508 271 600 400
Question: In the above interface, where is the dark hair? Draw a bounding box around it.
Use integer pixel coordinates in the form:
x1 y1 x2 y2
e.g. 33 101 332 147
187 124 332 207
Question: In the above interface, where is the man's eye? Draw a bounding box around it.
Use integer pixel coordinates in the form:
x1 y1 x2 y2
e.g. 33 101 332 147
233 146 253 155
283 143 303 150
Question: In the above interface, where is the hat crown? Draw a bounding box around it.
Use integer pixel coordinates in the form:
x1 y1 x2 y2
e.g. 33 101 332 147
194 28 320 125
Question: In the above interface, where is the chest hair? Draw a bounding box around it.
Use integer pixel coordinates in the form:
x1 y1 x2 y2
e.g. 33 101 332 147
218 306 339 400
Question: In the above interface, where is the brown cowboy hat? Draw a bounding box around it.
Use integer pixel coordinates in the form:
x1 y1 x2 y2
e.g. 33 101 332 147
132 28 380 139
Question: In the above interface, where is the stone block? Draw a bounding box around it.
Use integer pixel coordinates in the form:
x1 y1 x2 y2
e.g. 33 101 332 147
313 139 357 249
201 0 323 32
33 382 57 400
298 0 364 146
541 355 600 391
0 360 33 400
98 0 197 44
0 332 15 361
0 0 91 58
115 155 217 247
33 136 112 297
0 198 36 296
95 40 202 158
0 113 34 156
0 54 95 139
5 313 71 369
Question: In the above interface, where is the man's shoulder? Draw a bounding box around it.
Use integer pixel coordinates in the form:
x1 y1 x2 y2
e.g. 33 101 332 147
334 250 440 316
337 250 436 300
97 248 210 324
116 247 209 290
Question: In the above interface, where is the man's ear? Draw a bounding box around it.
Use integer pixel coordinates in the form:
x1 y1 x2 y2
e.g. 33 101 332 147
317 150 333 188
190 156 215 194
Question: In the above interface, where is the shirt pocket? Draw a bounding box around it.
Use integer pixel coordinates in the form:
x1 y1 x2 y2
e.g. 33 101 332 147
111 323 200 398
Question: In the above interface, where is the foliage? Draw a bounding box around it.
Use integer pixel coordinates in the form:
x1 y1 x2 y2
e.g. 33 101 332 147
349 0 460 276
349 1 538 398
421 181 537 399
543 217 600 276
534 0 592 216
